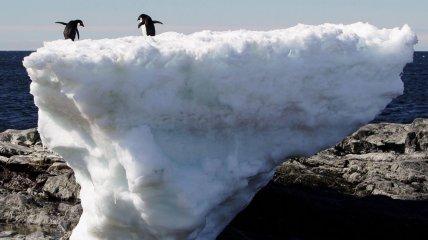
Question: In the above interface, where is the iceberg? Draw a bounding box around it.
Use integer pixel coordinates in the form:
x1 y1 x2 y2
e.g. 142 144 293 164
23 23 416 240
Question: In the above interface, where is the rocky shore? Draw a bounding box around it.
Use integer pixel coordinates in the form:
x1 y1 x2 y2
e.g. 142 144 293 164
1 119 427 239
276 118 427 200
0 129 80 240
221 118 428 240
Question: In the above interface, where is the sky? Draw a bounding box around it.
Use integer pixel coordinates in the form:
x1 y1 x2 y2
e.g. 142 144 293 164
0 0 427 50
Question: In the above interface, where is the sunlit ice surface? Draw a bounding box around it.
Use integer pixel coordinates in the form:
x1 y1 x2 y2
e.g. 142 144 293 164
24 23 416 240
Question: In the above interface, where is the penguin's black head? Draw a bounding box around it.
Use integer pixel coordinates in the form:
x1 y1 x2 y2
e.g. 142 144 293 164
76 20 84 27
138 14 150 22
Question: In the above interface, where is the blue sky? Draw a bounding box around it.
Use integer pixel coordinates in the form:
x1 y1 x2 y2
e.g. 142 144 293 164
0 0 427 50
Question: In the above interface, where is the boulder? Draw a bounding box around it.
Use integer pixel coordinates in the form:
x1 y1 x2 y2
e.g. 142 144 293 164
42 174 80 201
0 129 81 240
0 128 40 147
0 142 33 157
275 118 428 200
0 231 18 238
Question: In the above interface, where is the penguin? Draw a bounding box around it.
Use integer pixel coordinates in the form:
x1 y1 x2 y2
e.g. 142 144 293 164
55 20 85 41
138 14 163 36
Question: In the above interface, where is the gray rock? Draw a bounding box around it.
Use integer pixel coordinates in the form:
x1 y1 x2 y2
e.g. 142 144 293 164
275 118 428 200
0 128 81 240
0 142 33 157
43 174 80 201
25 231 52 240
0 128 40 147
406 118 428 152
57 203 82 231
46 162 72 175
0 156 7 164
0 231 17 238
5 155 49 173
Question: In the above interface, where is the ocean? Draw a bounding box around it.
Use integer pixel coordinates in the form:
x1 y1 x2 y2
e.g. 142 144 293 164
0 51 37 131
0 51 427 132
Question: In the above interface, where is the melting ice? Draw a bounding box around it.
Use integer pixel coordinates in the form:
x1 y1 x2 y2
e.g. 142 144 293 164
24 23 416 240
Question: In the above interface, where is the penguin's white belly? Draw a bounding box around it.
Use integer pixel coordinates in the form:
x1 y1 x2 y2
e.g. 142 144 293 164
139 20 147 36
141 28 147 36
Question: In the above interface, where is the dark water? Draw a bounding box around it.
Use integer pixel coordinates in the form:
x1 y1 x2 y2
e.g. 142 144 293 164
0 51 427 132
372 52 428 123
0 51 37 131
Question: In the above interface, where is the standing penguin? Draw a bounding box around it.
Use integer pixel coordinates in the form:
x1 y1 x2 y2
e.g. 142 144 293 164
55 20 85 41
138 14 163 36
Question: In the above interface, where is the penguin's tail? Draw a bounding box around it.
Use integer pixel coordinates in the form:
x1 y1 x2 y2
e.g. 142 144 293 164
55 22 67 26
153 21 163 24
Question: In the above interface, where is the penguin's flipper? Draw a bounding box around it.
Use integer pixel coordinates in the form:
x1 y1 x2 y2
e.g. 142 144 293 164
153 21 163 24
55 22 67 26
138 22 145 28
76 29 80 40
